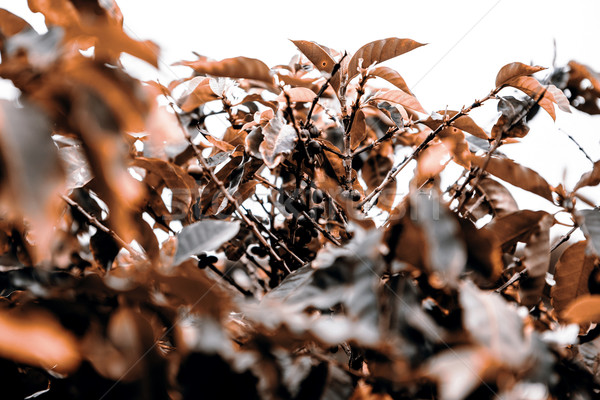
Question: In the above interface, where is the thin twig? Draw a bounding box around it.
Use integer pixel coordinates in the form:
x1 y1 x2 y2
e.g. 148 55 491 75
61 195 146 260
559 128 595 164
169 102 292 274
205 263 254 297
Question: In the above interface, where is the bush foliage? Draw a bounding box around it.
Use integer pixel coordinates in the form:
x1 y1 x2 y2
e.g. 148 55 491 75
0 1 599 399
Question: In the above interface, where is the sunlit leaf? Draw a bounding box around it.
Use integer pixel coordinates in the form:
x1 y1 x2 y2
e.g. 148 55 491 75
574 160 600 192
471 155 554 202
369 66 412 94
0 9 32 37
504 76 556 120
175 56 272 84
348 38 425 81
495 62 545 88
562 294 600 324
290 40 336 74
178 77 220 112
259 117 298 168
349 109 367 149
174 220 240 266
371 89 426 114
276 87 318 103
519 212 553 306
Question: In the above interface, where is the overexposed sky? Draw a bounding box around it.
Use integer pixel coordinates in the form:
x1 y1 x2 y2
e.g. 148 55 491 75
1 0 599 213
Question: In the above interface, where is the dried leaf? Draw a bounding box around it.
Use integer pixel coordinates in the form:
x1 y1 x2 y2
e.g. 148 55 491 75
174 220 241 266
423 110 489 140
350 109 367 149
504 76 556 120
574 160 600 192
495 62 545 88
178 77 220 112
291 40 336 74
371 89 426 114
348 38 425 81
562 294 600 324
565 61 600 115
0 9 32 37
259 117 298 168
369 66 412 94
464 177 519 220
471 155 554 202
276 87 318 103
547 84 571 113
551 241 598 320
361 154 395 211
175 56 272 84
28 0 80 27
519 213 553 306
484 210 550 253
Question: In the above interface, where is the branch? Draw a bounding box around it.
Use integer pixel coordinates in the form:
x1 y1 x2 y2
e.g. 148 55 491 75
305 53 347 125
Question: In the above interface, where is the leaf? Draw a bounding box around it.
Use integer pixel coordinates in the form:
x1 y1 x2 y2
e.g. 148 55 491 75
347 38 425 81
484 210 550 253
547 84 571 113
519 212 553 306
175 56 272 84
0 308 80 373
459 281 532 368
495 62 545 88
291 40 336 74
174 220 241 266
464 177 518 220
0 9 32 37
551 241 598 320
369 66 412 93
349 109 367 149
178 77 220 112
574 160 600 192
580 209 600 256
562 294 600 324
565 61 600 115
491 96 531 139
471 155 554 202
504 76 556 120
276 87 318 103
423 110 489 140
371 89 426 114
361 154 396 212
28 0 80 27
376 101 404 130
259 117 298 168
412 192 467 288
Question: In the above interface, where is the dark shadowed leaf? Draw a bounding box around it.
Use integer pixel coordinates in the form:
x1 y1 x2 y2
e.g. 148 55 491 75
464 176 519 220
484 210 550 253
519 212 553 306
495 62 545 88
574 161 600 192
471 155 554 201
459 281 531 368
562 294 600 323
376 101 404 130
347 38 425 81
565 61 600 115
174 220 240 266
580 209 600 256
412 192 466 288
458 218 503 284
361 153 395 211
349 109 367 149
551 241 598 320
259 117 298 168
175 56 272 84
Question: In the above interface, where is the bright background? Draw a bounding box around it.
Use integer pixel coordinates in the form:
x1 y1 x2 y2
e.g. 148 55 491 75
1 0 599 226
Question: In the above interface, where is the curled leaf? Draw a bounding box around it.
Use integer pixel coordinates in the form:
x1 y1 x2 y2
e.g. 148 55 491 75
495 62 545 88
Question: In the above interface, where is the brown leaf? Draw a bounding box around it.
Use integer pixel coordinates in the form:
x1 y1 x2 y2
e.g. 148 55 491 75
259 117 298 168
464 177 519 220
369 66 412 94
551 241 598 320
291 40 336 74
0 9 32 37
347 38 425 81
519 212 553 306
562 294 600 324
423 110 489 140
176 56 272 84
565 61 600 115
28 0 80 27
504 76 556 120
495 62 546 88
458 218 503 283
0 308 80 373
361 154 395 211
574 160 600 192
547 84 571 113
276 87 318 103
371 89 426 114
471 155 554 202
484 210 550 253
439 127 471 169
178 77 219 112
350 109 367 150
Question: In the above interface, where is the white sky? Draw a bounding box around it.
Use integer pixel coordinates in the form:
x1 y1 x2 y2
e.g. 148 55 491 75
1 0 599 217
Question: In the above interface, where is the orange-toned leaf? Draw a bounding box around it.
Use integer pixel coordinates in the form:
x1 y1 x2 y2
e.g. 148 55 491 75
0 9 32 37
369 66 412 94
562 294 600 324
28 0 80 27
471 155 554 202
175 56 272 84
350 109 367 149
276 87 318 103
0 308 80 373
495 62 545 88
361 154 395 211
504 76 556 120
291 40 336 74
551 241 599 320
574 160 600 192
371 89 426 114
547 84 571 113
484 210 550 253
348 38 425 81
178 77 220 112
423 110 489 139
